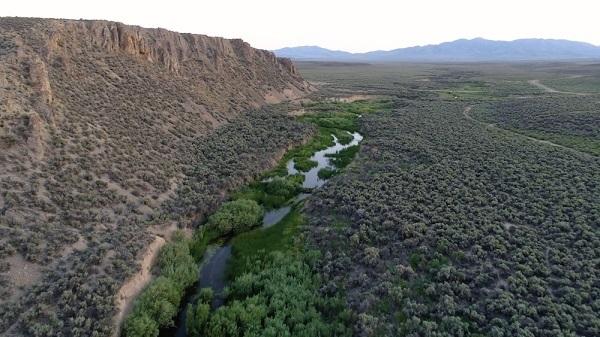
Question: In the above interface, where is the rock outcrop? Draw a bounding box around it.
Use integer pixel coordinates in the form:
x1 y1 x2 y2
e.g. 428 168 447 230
42 19 301 75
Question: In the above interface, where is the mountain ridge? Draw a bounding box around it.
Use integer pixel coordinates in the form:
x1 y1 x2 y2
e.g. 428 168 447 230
274 38 600 61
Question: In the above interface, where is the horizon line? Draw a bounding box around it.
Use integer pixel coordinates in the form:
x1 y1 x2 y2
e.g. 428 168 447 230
273 37 600 53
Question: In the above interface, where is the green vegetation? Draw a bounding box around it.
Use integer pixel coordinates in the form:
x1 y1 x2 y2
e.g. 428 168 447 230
268 99 390 176
180 99 387 337
308 114 357 131
119 98 376 337
124 232 197 337
123 198 265 337
263 175 303 198
1 105 313 336
327 145 360 168
15 53 600 337
293 157 319 171
317 144 361 180
543 76 600 93
300 100 392 132
192 251 352 337
519 130 600 156
234 175 304 209
302 99 394 116
317 167 337 179
267 130 332 176
295 62 600 336
186 222 353 337
206 199 264 236
472 97 600 156
187 226 223 261
310 99 600 336
185 288 213 337
228 209 303 277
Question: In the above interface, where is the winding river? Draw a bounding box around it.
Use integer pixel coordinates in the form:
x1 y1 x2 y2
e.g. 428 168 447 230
160 131 363 337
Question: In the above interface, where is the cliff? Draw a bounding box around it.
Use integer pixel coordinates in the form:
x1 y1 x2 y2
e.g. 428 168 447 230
0 17 312 336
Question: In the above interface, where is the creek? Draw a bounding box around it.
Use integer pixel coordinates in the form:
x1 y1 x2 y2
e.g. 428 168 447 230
160 131 362 337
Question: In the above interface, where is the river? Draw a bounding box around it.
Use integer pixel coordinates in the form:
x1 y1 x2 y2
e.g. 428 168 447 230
160 131 362 337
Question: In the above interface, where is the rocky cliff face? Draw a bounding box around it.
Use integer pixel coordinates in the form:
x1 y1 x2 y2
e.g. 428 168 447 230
43 19 300 75
0 17 312 336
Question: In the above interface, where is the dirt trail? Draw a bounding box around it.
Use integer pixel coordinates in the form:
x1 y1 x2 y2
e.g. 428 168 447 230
528 79 589 96
462 106 596 159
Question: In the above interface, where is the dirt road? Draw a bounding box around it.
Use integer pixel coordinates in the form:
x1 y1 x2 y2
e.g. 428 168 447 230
528 79 588 96
462 106 596 159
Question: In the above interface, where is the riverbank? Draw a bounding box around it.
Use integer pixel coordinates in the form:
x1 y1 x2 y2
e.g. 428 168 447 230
121 98 392 337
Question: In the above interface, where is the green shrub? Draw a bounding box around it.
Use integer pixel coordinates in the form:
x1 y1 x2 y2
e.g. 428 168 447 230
123 313 159 337
317 167 337 179
332 129 354 145
207 199 264 236
190 252 352 337
158 233 198 288
198 287 214 304
327 145 360 168
264 176 302 198
294 157 318 172
186 302 210 337
313 116 356 131
124 233 199 336
126 276 181 329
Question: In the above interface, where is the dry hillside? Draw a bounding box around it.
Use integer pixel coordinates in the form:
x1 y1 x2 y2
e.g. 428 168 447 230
0 17 312 336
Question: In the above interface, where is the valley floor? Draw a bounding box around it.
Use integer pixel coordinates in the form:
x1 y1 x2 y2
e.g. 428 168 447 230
124 62 600 337
300 61 600 337
3 59 600 337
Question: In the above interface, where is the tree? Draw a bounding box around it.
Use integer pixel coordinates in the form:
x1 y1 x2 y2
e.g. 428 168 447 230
186 302 210 337
207 199 264 236
124 314 159 337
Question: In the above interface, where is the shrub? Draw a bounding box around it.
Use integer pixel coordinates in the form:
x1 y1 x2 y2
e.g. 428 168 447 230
124 233 199 336
158 232 197 288
326 145 359 168
123 314 159 337
207 199 263 236
317 167 337 179
264 176 302 199
186 302 210 337
294 157 318 172
189 252 352 337
126 276 180 330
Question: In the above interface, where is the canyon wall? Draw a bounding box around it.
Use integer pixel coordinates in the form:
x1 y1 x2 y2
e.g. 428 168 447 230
0 17 312 336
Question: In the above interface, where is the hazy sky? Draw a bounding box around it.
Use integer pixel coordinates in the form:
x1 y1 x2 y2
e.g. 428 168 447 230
3 0 600 52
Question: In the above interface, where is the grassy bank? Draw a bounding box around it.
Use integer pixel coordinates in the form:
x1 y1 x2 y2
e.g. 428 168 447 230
228 208 303 277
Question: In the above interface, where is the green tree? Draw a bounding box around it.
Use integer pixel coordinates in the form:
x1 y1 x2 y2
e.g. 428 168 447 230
123 313 159 337
133 276 181 327
186 302 210 337
207 199 264 236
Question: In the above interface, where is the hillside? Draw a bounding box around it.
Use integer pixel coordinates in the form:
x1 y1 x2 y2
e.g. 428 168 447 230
274 38 600 61
0 17 312 336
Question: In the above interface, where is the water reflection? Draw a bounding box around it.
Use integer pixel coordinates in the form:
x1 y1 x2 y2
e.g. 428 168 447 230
287 132 363 189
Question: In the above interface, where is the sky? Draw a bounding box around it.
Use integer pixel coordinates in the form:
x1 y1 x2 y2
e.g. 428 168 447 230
3 0 600 52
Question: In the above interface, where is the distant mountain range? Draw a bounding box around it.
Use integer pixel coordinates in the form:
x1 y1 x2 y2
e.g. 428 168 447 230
274 38 600 62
